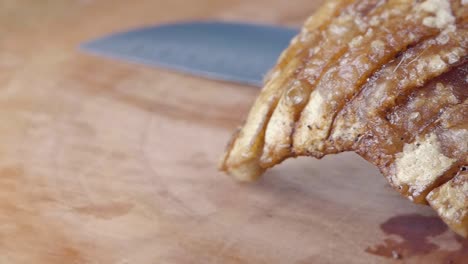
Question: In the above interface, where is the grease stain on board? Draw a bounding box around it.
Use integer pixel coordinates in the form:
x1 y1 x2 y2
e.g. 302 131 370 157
366 214 468 263
0 165 92 263
73 202 134 220
0 166 24 179
52 247 88 264
441 236 468 264
0 166 24 190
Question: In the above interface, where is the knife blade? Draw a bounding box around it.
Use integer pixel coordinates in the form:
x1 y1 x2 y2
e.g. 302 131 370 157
81 21 299 87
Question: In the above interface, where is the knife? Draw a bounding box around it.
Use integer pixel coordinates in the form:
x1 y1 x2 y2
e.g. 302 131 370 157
81 21 299 87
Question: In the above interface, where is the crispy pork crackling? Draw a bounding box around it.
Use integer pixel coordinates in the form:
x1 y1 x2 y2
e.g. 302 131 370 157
220 0 468 237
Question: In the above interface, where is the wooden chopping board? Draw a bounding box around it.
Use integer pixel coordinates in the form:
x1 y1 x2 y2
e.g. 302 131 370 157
1 0 466 263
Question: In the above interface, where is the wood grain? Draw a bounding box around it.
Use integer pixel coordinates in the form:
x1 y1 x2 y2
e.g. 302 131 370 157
0 0 466 263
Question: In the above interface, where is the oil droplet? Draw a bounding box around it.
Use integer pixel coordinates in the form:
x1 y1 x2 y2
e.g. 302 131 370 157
285 81 307 107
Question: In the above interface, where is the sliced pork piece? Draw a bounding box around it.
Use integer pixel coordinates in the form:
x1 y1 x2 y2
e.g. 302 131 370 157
220 0 468 237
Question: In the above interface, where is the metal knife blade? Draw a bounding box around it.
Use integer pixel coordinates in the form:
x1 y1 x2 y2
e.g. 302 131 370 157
81 21 299 87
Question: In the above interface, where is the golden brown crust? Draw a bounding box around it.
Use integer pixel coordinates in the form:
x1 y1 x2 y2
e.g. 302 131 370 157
221 0 354 181
221 0 468 235
427 168 468 237
261 0 388 168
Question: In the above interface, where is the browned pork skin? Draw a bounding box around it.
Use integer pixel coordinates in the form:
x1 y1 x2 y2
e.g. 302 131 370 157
220 0 468 237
